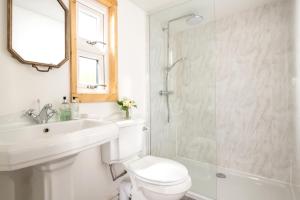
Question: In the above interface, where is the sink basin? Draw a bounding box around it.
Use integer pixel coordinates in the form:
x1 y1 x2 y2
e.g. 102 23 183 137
0 119 118 171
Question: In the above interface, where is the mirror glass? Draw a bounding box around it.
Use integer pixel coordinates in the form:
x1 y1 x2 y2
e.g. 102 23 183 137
11 0 66 65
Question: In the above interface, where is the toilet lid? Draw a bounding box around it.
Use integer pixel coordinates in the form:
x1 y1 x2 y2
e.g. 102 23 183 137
127 156 189 185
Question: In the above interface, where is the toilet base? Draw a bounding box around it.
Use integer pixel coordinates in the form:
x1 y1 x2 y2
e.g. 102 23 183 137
119 180 132 200
119 179 148 200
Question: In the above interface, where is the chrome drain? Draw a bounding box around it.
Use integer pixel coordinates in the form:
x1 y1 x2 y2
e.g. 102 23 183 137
216 173 226 178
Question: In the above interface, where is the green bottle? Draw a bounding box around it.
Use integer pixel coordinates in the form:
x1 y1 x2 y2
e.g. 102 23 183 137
59 96 71 121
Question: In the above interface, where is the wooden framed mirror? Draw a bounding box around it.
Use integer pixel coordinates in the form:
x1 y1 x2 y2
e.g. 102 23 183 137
7 0 69 72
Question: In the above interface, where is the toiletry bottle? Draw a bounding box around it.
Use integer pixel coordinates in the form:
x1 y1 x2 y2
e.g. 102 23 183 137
59 96 71 121
71 97 80 120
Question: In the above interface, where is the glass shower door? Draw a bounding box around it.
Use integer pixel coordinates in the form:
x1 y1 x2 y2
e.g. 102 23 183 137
149 0 217 199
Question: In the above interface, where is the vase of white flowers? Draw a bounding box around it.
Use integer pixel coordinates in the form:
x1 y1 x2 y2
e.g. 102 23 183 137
117 98 137 119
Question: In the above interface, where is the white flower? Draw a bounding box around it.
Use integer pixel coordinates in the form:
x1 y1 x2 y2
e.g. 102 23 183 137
118 98 137 109
123 100 130 107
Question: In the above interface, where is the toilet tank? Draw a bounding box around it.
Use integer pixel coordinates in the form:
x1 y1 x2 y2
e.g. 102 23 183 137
101 119 145 164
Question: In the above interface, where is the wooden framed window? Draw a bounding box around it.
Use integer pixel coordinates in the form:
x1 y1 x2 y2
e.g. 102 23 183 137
70 0 118 102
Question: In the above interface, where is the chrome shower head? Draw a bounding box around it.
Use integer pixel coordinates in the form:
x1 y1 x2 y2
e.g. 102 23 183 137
186 14 204 25
162 13 204 31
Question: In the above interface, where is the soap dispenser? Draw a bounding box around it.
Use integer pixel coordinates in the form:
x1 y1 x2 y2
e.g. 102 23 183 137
59 96 71 121
71 97 80 120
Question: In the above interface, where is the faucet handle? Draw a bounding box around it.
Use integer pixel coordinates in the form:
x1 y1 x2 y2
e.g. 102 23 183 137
44 103 53 108
25 109 35 116
46 104 57 118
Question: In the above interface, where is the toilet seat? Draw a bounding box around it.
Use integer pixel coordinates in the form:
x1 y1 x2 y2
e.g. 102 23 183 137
136 175 192 196
126 156 190 186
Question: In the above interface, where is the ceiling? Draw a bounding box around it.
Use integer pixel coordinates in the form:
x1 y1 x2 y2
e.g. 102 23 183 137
130 0 188 13
130 0 280 18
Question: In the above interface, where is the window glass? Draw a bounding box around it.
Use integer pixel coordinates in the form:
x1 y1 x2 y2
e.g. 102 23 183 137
78 4 104 50
76 0 109 95
78 56 99 85
78 11 98 41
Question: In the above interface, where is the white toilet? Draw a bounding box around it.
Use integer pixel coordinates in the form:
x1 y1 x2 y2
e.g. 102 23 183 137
101 119 192 200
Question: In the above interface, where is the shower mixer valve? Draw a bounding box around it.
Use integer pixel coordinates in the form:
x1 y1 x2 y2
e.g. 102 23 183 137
159 91 174 96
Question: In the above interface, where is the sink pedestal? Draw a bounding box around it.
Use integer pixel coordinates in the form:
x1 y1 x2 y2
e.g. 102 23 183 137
32 155 77 200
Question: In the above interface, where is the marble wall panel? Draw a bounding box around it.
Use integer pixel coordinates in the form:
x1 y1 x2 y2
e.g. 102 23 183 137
150 0 294 182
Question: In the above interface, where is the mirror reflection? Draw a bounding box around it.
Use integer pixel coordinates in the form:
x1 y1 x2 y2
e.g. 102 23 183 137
11 0 66 65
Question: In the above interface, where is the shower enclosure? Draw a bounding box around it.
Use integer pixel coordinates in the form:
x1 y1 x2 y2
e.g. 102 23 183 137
149 0 297 199
150 0 217 199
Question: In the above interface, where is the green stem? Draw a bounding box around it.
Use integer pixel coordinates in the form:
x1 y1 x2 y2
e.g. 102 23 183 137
125 109 130 119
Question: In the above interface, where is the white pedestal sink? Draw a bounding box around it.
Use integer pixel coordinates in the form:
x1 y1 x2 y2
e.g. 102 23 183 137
32 155 77 200
0 120 119 200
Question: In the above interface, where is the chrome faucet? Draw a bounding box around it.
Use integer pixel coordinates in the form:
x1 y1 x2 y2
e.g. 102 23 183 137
25 104 57 124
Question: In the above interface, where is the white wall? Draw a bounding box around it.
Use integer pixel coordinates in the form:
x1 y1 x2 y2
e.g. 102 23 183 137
0 3 69 117
0 0 147 122
0 0 148 199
